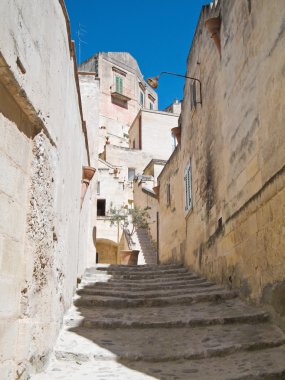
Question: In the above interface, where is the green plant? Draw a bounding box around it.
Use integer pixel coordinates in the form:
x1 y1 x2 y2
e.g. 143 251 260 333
128 206 150 235
108 205 150 235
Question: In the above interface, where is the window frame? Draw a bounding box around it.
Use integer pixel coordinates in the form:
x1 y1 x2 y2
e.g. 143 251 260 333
140 91 144 107
115 75 123 94
184 160 192 215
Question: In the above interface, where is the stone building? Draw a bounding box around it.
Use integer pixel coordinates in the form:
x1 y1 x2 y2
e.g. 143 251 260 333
157 0 285 323
79 53 180 264
79 52 158 153
0 1 96 378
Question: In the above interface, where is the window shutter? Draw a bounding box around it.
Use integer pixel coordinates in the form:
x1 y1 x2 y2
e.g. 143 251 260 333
116 76 123 94
184 161 192 213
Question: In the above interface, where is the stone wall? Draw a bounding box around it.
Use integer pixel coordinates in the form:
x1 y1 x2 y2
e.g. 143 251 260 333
158 0 285 323
0 0 93 377
157 148 186 263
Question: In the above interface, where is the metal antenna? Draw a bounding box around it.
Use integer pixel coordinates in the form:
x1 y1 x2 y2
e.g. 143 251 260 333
77 23 88 64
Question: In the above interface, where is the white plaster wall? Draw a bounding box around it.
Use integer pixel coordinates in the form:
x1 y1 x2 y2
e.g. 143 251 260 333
129 110 179 158
105 145 155 175
141 111 178 158
0 0 91 377
79 74 100 267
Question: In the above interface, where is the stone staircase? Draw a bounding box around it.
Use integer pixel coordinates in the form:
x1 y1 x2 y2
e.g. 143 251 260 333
134 227 157 265
32 265 285 380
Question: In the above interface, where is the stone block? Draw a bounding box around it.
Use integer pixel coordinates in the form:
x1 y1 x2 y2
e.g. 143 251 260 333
0 237 24 276
0 193 27 240
246 155 260 181
0 278 20 317
0 150 30 205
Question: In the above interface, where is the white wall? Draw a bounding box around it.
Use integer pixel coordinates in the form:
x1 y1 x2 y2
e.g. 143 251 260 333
0 1 91 378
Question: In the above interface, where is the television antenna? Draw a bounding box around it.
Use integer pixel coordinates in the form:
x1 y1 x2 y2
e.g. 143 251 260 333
77 23 88 64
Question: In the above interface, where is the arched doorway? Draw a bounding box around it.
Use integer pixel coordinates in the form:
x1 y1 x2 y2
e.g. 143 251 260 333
96 239 118 264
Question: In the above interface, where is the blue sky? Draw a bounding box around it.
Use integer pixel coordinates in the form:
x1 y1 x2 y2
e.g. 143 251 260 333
65 0 207 110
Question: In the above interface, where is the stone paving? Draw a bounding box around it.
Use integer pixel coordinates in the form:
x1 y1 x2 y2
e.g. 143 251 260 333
32 264 285 379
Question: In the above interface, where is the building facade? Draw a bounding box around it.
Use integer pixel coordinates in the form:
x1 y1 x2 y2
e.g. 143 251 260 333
79 53 180 264
158 0 285 323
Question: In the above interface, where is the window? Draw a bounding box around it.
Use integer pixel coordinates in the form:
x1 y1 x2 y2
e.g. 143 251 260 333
115 75 123 94
166 183 171 206
128 168 136 181
97 199 106 216
149 102 153 110
140 91 144 107
132 140 135 149
184 161 192 213
97 181 100 195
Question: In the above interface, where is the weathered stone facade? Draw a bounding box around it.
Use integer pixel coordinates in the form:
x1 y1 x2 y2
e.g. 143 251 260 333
0 1 95 377
158 0 285 325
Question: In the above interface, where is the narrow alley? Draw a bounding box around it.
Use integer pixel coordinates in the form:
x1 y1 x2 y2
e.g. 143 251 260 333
32 264 285 379
1 0 285 378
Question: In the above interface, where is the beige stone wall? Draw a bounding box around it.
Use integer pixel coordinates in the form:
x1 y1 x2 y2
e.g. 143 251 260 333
158 148 186 263
158 0 285 319
96 240 117 264
0 1 92 378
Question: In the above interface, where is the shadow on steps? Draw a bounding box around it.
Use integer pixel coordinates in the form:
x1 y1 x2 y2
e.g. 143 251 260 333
56 265 285 380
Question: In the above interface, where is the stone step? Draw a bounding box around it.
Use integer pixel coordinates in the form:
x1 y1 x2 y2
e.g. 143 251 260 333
30 346 285 380
83 271 200 282
91 267 188 276
118 346 285 380
74 289 237 308
75 299 269 329
81 279 214 292
77 284 223 299
54 323 285 363
94 264 182 271
81 277 218 289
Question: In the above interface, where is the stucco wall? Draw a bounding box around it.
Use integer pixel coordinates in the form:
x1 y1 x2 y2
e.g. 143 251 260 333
158 0 285 321
0 1 92 377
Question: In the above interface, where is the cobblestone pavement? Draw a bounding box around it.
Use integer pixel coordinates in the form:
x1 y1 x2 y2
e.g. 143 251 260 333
32 264 285 379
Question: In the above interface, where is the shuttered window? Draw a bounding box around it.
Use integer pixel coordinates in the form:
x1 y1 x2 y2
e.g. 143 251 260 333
184 161 192 213
115 76 123 94
140 91 144 106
